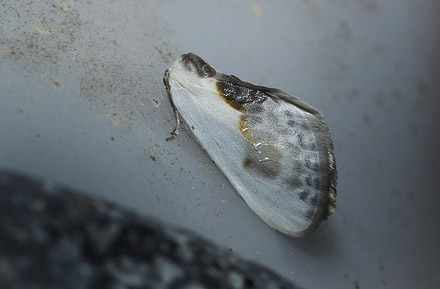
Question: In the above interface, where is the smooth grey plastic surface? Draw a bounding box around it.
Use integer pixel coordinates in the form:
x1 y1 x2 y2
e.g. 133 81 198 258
1 1 439 288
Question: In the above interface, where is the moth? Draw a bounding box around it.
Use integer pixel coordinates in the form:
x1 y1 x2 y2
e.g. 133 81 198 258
163 53 337 237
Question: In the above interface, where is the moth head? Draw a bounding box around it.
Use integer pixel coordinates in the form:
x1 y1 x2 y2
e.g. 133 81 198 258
164 53 217 100
177 53 216 78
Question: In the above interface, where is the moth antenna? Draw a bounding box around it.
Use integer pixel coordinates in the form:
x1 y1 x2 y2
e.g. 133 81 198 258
164 68 182 141
166 134 176 142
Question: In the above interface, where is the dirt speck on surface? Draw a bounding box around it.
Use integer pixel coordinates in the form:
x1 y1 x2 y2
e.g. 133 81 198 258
373 93 386 108
392 90 403 101
416 79 429 95
353 280 360 289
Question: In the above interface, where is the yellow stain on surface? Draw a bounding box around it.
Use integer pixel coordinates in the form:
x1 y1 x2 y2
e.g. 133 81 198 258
0 46 9 52
107 113 121 127
40 75 61 87
35 26 51 34
106 110 128 128
251 3 263 17
40 75 49 83
57 0 75 12
152 98 160 108
112 120 121 128
237 49 243 55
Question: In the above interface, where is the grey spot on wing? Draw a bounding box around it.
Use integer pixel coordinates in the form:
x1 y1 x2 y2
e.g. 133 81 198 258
310 195 318 206
243 157 280 179
283 110 293 117
305 175 320 189
306 209 315 220
295 132 306 149
245 103 265 114
248 115 263 124
299 189 310 201
286 176 303 189
292 159 305 174
314 177 320 188
305 175 312 186
303 155 319 171
181 53 216 78
282 109 309 130
265 109 280 125
304 155 311 169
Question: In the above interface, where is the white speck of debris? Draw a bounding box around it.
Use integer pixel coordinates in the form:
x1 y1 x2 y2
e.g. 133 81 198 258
227 271 244 289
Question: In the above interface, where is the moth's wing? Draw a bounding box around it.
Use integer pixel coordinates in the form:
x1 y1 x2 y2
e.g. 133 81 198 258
170 74 336 236
217 75 337 220
217 74 337 208
267 88 338 219
259 85 338 220
264 87 337 185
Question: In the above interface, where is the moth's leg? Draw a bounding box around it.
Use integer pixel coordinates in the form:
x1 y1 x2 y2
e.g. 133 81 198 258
164 69 181 141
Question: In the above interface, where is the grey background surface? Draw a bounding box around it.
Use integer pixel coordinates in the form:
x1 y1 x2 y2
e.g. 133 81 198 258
1 1 439 288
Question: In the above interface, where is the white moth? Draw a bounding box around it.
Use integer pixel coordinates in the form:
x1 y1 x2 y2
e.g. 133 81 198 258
164 53 337 237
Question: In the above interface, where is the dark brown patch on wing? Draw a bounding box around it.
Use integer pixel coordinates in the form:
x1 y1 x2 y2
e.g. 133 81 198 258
216 75 268 111
243 157 280 179
181 53 216 78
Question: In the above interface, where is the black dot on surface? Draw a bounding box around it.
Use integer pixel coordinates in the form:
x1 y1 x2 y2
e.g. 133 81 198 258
287 119 295 127
299 189 310 201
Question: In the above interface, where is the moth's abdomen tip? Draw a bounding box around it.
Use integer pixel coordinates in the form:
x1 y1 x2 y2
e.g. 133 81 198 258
179 53 216 78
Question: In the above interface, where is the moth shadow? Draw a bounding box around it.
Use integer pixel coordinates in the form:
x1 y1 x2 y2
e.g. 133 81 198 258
286 222 339 258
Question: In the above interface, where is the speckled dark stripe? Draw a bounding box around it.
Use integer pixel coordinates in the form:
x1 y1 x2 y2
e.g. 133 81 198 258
0 170 299 289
